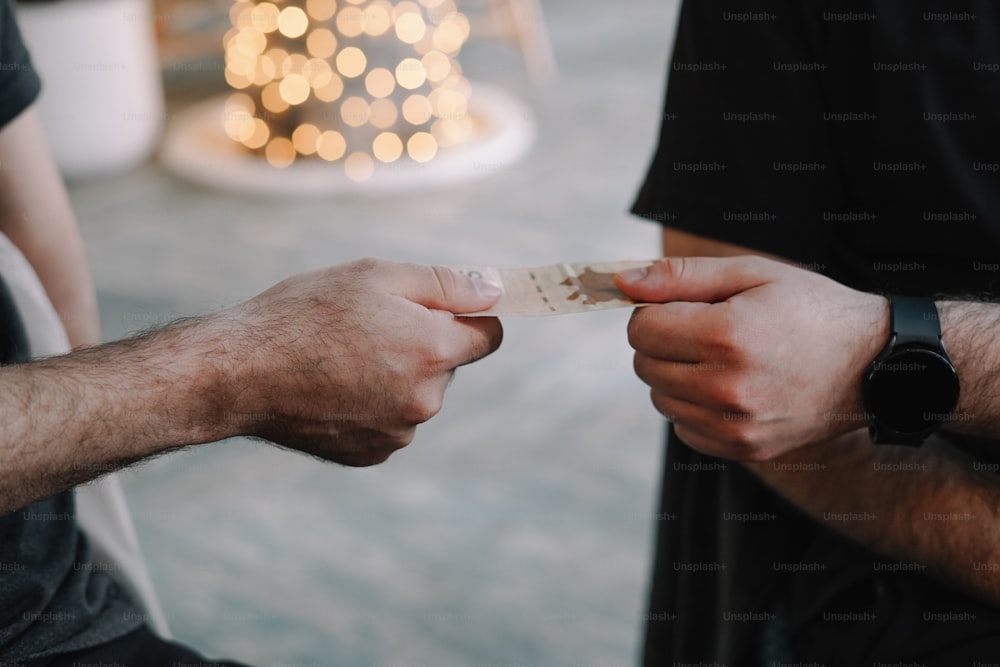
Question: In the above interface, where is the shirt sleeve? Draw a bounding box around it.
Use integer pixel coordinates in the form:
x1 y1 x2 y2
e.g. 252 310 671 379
632 0 841 265
0 0 41 130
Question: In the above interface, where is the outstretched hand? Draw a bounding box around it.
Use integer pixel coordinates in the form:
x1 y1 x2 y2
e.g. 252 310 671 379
212 258 503 466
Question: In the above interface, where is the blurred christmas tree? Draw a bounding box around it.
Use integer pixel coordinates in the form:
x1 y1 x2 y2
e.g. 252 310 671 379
222 0 473 181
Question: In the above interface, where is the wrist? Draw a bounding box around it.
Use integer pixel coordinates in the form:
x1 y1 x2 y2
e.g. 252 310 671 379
185 310 280 442
119 316 237 450
840 291 891 431
743 429 873 489
169 315 246 445
859 292 893 372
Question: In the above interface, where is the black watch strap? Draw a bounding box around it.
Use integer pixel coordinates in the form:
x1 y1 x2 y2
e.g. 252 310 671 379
870 423 931 447
891 295 942 348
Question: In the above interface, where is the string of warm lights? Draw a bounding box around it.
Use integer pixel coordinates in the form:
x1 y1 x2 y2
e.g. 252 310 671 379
222 0 473 181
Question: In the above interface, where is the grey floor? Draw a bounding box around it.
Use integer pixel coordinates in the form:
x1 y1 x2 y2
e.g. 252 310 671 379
68 1 679 664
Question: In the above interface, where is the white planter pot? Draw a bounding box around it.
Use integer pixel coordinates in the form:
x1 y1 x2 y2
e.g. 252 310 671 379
15 0 165 180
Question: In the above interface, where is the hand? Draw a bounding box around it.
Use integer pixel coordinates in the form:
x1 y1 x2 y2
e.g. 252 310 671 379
208 258 503 466
616 256 889 461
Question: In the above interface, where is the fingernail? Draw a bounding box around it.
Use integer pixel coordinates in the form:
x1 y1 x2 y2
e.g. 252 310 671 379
471 276 503 298
617 267 649 284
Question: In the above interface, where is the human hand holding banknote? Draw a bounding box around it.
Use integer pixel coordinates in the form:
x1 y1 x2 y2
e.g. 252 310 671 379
615 256 889 462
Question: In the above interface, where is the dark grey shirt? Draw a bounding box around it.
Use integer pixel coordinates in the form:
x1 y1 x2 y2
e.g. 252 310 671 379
1 1 142 658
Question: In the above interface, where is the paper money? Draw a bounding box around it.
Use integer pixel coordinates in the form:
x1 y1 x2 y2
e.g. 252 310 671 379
454 260 657 316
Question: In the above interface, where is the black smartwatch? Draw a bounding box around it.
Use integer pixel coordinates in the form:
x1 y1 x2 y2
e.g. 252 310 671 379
862 295 960 446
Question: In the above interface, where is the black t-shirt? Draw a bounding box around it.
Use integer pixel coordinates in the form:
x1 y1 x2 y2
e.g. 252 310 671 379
635 0 1000 296
633 1 1000 665
0 0 38 128
0 0 141 660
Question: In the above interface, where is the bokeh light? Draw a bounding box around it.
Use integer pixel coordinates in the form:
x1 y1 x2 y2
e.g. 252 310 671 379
277 6 309 38
224 0 474 180
394 12 426 44
345 152 375 181
369 98 399 128
365 68 396 98
265 136 297 167
407 131 437 162
340 96 371 127
402 94 432 125
395 58 426 89
316 130 347 160
292 123 321 155
372 131 404 162
336 46 368 78
305 0 336 21
279 73 311 105
306 28 337 59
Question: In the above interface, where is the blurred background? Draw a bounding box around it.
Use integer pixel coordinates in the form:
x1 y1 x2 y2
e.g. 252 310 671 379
16 0 680 664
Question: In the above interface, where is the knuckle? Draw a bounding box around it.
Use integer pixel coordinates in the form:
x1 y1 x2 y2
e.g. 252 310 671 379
420 334 455 370
741 446 772 463
349 256 385 278
650 390 672 417
403 392 443 425
658 256 689 283
627 306 664 350
704 311 741 354
714 417 770 461
712 378 761 423
718 423 755 455
711 379 748 413
388 426 417 449
633 353 653 384
626 311 645 349
429 265 459 302
719 397 747 417
741 254 773 276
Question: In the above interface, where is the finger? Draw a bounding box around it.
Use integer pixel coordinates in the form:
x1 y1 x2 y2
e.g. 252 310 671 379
615 256 778 304
650 392 705 427
634 353 727 406
671 423 733 461
335 428 415 467
627 302 718 361
395 264 503 314
651 394 734 458
426 309 504 369
454 316 504 366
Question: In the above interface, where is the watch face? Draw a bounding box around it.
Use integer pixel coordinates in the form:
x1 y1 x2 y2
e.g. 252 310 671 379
866 347 960 434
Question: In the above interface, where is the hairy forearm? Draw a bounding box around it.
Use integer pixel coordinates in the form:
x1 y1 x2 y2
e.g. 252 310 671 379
0 319 226 513
938 300 1000 437
745 430 1000 603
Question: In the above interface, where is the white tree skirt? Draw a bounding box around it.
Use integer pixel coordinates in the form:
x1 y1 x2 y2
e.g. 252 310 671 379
159 83 536 197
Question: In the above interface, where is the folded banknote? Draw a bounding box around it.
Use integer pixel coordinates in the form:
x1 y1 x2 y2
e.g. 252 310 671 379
453 260 657 316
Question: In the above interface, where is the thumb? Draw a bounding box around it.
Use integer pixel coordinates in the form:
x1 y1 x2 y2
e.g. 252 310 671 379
401 265 503 314
614 256 778 304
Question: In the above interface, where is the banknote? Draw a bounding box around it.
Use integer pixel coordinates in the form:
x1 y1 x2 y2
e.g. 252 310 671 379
454 260 658 316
